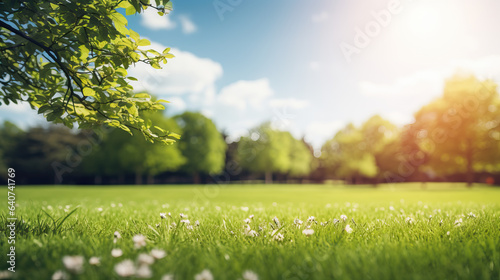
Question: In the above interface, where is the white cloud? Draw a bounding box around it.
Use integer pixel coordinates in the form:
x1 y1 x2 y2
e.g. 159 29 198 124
269 98 309 109
128 40 223 107
0 102 47 129
164 96 186 113
309 61 320 71
141 8 176 30
179 15 197 34
360 55 500 98
217 79 274 111
305 120 345 149
312 11 329 23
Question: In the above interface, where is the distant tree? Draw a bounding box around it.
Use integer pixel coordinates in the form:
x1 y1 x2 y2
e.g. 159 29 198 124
288 137 313 179
320 123 377 184
82 111 185 184
0 0 179 144
412 75 499 186
237 123 291 183
0 121 23 179
174 112 226 183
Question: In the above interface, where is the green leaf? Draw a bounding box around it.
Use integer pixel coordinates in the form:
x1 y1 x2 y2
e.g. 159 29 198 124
125 5 136 15
156 99 170 103
82 87 96 97
138 39 151 46
134 93 150 99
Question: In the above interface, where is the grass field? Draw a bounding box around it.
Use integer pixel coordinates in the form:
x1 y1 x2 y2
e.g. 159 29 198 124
1 183 500 279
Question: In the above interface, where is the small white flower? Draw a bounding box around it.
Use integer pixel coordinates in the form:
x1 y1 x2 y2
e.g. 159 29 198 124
242 270 259 280
333 219 340 224
97 207 103 212
340 215 347 221
454 218 463 226
186 225 194 230
89 256 100 266
241 206 249 212
405 217 413 224
195 220 200 226
115 259 136 277
180 219 190 225
111 248 123 258
160 213 167 219
468 212 476 218
389 206 395 211
170 222 177 228
137 253 155 265
195 269 213 280
62 255 84 274
307 216 315 222
302 229 314 236
273 233 284 242
244 218 251 224
180 213 188 219
249 215 254 219
114 231 121 239
272 216 280 226
136 264 152 278
246 230 258 237
344 224 353 233
294 218 303 225
133 234 147 249
446 231 450 236
151 249 166 259
429 215 433 219
52 270 69 280
162 274 174 280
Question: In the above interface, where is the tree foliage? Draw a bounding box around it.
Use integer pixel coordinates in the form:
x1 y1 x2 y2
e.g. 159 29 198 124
0 0 179 144
174 112 227 179
412 75 500 184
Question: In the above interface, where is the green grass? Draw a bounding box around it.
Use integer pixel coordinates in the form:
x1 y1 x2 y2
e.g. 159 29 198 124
1 183 499 280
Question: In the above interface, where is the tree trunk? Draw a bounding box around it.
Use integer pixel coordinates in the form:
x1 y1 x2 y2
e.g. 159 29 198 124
135 172 142 185
147 175 154 185
265 171 272 184
466 139 474 187
193 172 200 184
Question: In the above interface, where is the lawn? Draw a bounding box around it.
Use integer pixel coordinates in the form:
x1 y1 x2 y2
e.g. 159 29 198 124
1 183 499 279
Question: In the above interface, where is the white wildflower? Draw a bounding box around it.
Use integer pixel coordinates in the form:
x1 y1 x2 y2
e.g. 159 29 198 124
186 225 194 230
272 216 280 226
115 260 136 277
194 220 200 226
246 230 258 237
137 253 155 265
274 233 284 242
302 229 314 236
136 264 152 278
468 212 476 218
133 234 147 249
195 269 213 280
111 248 123 258
180 213 188 219
114 231 121 239
151 249 166 259
89 257 100 266
307 216 315 222
454 218 463 226
62 255 84 274
244 218 251 224
446 231 450 236
180 219 190 225
333 219 340 224
294 218 303 225
162 274 174 280
344 224 353 233
160 213 167 219
242 270 259 280
389 206 395 211
340 215 347 221
405 217 413 224
249 214 254 219
51 270 69 280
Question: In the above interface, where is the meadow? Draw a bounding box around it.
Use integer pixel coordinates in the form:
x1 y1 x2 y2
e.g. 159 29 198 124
1 183 499 280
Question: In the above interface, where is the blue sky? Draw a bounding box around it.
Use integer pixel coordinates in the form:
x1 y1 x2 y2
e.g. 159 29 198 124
3 0 500 149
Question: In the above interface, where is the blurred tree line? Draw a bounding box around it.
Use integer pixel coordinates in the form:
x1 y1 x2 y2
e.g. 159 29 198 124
1 74 500 185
